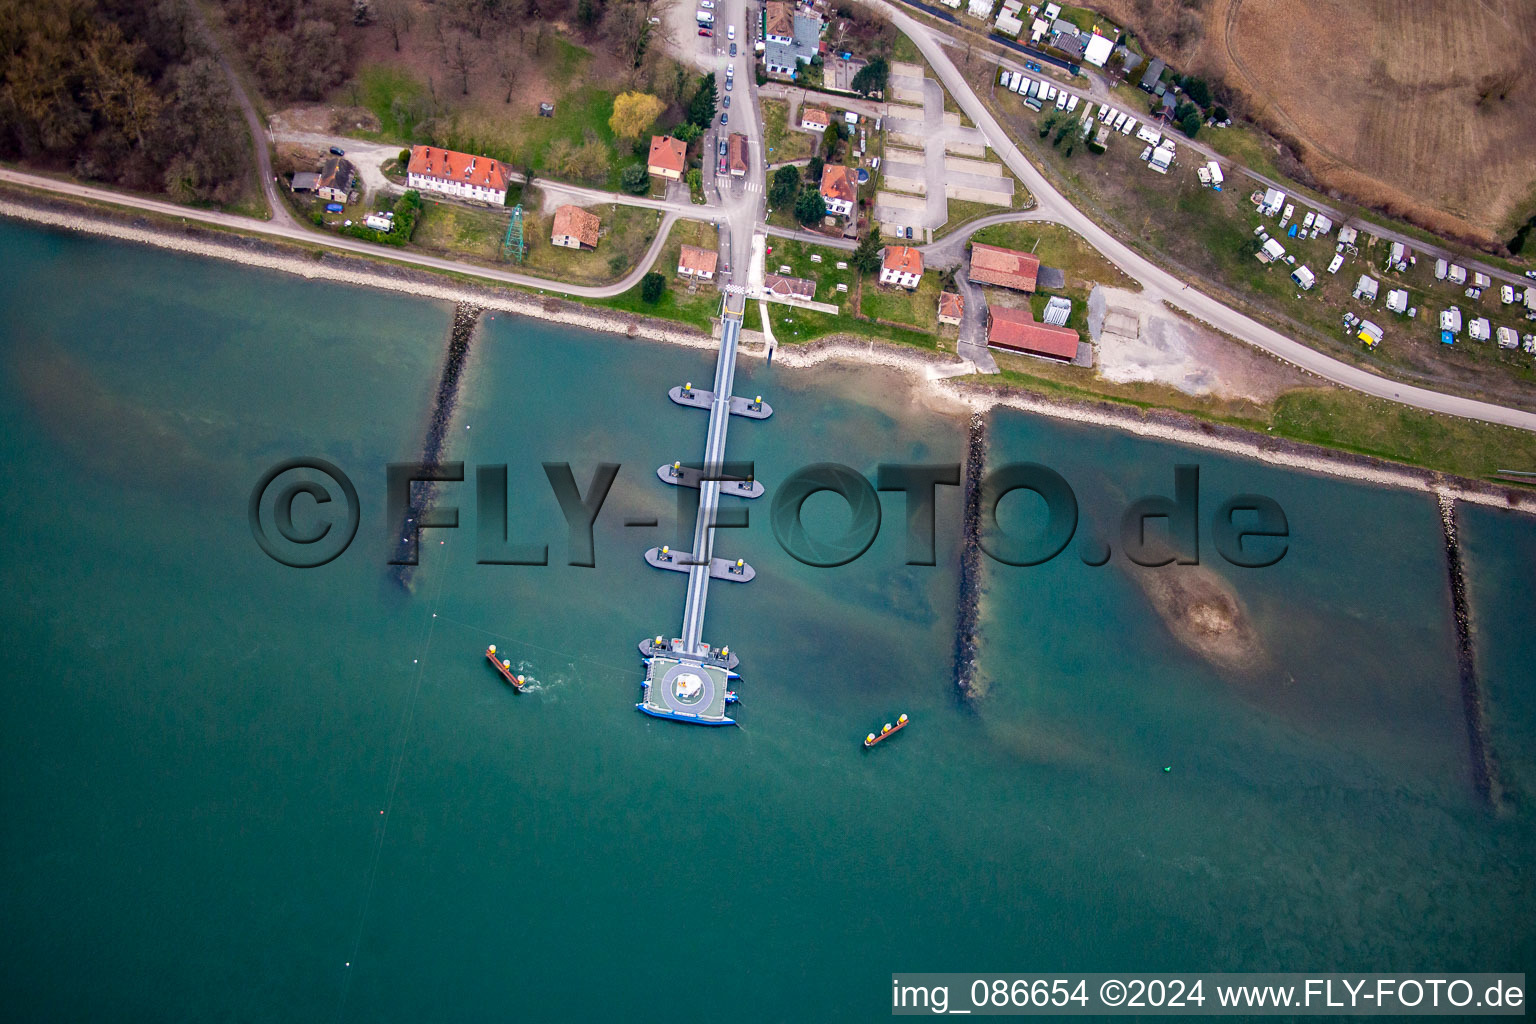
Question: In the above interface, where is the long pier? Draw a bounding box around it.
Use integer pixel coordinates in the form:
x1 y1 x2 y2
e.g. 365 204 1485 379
638 293 766 726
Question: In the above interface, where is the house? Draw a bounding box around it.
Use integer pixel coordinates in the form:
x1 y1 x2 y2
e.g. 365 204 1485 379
290 171 319 193
1469 316 1491 341
550 205 600 250
1043 2 1062 18
938 291 965 326
677 244 719 280
406 146 508 204
880 245 924 289
987 305 1080 360
968 243 1040 291
1115 46 1143 76
728 133 750 176
1082 32 1114 67
819 164 857 218
1042 295 1072 325
1385 288 1408 313
1139 58 1165 91
1291 265 1315 290
316 156 356 203
765 2 795 43
800 107 831 132
765 6 822 77
1357 321 1383 348
995 12 1024 36
647 136 688 180
1050 17 1078 37
1440 307 1462 333
1261 187 1285 216
763 273 816 301
1029 16 1049 41
1354 274 1379 300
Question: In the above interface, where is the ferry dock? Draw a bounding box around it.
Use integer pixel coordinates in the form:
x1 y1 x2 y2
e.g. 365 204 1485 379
638 292 766 726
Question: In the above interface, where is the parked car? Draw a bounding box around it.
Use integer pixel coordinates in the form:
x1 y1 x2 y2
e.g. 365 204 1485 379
698 27 711 36
328 146 345 156
729 42 737 56
727 25 735 39
700 0 714 6
718 137 728 157
905 226 913 239
1527 270 1536 280
723 94 731 108
725 77 733 91
721 112 728 125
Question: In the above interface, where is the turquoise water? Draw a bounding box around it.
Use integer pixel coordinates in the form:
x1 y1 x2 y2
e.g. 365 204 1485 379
0 221 1531 1020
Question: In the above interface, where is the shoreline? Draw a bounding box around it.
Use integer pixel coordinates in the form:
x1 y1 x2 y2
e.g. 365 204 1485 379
4 191 1535 516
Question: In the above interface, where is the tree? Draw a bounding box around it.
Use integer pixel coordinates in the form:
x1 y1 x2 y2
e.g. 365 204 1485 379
441 28 478 95
851 233 882 274
768 164 801 208
821 126 840 161
1180 76 1211 108
621 163 650 194
610 92 666 140
686 74 717 128
672 121 702 143
1180 111 1200 138
685 167 702 195
572 138 611 182
545 138 579 177
806 156 824 183
1212 105 1228 122
1053 116 1077 146
577 0 605 30
492 35 521 103
794 188 826 226
850 57 888 97
376 0 415 51
640 272 666 302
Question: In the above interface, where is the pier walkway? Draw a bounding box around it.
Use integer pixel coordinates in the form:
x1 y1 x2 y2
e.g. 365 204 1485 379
638 293 760 726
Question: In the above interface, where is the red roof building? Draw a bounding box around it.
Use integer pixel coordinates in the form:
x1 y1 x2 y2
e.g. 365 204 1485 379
407 146 511 204
648 136 688 179
968 243 1041 292
987 305 1079 360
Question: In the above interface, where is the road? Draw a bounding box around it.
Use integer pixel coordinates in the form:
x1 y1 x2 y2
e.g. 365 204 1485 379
864 0 1536 432
0 168 689 301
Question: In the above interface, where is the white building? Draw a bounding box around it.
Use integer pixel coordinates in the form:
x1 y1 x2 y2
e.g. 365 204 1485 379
406 146 510 205
995 13 1023 35
1258 237 1285 262
967 0 994 19
1354 274 1379 300
1292 265 1315 290
1082 33 1114 67
1261 187 1285 216
1386 288 1408 313
880 245 925 289
1440 307 1463 333
1469 317 1491 341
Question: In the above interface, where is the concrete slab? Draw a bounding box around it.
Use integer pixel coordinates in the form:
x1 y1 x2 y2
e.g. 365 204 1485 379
944 156 1007 177
890 61 925 79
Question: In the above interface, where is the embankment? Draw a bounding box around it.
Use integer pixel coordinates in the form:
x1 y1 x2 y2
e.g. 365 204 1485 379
1438 491 1503 808
953 412 987 700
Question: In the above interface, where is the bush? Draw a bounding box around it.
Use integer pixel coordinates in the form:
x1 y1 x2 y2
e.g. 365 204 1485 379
769 164 801 208
338 188 423 246
851 57 888 97
1212 105 1228 122
793 189 826 225
807 156 824 182
640 272 667 302
1180 76 1211 108
1180 111 1201 138
621 164 651 195
398 149 411 164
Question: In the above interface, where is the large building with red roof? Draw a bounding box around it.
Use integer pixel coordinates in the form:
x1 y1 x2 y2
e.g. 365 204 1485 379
968 243 1041 292
986 306 1080 361
407 146 511 205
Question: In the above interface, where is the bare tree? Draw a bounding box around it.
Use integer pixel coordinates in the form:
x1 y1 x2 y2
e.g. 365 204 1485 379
440 28 479 95
492 34 521 103
376 0 415 51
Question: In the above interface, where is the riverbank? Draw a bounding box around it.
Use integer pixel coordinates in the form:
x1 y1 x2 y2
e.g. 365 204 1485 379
4 189 1534 516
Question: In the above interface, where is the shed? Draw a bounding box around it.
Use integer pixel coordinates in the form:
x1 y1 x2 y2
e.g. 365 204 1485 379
290 171 319 192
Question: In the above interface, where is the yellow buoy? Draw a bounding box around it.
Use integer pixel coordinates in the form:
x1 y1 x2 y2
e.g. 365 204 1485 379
503 660 511 669
898 713 908 725
488 645 496 654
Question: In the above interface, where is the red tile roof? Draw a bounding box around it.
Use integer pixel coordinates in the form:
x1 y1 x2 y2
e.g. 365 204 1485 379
764 274 816 299
987 306 1079 360
801 107 831 128
938 291 964 321
969 242 1040 292
551 205 600 248
728 132 750 174
882 245 924 276
648 135 688 175
820 163 856 204
678 244 719 275
407 146 509 191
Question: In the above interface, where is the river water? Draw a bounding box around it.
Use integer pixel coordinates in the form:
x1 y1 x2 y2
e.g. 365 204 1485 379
0 221 1531 1020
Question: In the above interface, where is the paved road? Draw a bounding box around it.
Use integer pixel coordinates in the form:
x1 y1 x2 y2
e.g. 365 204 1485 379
0 168 692 300
868 0 1536 432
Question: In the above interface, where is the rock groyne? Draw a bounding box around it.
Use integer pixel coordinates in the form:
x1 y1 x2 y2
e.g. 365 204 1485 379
954 412 988 700
1438 491 1502 808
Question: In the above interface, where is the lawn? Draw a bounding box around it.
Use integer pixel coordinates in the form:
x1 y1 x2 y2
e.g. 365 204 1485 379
969 222 1138 291
861 275 943 332
762 100 815 163
764 238 856 309
594 218 722 331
